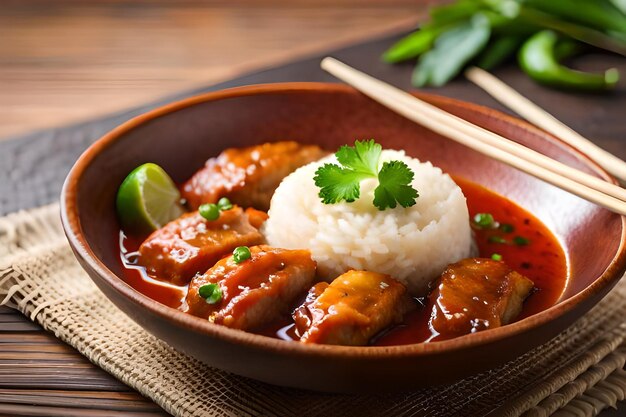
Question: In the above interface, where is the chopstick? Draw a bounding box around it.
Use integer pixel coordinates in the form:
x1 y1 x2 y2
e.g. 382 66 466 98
465 66 626 184
320 57 626 216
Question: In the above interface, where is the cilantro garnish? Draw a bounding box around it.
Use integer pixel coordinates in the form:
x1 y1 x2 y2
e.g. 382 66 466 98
335 139 382 175
374 161 419 210
314 164 366 204
313 140 419 210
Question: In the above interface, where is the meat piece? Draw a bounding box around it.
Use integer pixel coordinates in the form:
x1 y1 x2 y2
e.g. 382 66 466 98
429 258 534 337
293 282 329 334
139 207 264 285
182 141 327 211
186 245 316 330
245 207 269 229
294 270 413 346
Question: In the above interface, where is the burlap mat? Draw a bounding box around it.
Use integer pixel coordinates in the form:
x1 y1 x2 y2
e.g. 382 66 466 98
0 204 624 417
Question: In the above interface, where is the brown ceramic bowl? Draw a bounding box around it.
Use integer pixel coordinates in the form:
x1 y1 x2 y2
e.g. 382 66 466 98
61 83 626 393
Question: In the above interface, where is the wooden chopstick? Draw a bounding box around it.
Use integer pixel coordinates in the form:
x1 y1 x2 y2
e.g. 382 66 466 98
320 57 626 216
465 66 626 184
321 58 626 203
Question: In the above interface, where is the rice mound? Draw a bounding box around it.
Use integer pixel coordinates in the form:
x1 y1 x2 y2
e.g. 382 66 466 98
263 150 472 296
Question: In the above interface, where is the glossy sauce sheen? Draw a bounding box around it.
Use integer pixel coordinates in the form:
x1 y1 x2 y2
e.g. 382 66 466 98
118 177 568 345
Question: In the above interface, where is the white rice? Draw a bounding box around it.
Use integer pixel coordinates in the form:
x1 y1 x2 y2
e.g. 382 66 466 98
263 150 472 296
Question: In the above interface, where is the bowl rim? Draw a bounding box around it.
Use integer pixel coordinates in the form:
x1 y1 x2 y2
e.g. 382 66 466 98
60 82 626 359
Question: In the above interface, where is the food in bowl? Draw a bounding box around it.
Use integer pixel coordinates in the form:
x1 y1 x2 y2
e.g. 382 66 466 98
265 146 472 295
116 139 567 346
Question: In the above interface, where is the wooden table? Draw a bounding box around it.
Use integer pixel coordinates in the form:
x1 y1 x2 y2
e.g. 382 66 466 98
0 1 423 140
0 1 423 415
1 1 624 416
0 308 168 416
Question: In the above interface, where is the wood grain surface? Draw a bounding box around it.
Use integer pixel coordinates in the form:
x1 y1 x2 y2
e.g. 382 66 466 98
0 1 424 140
1 1 625 416
0 306 168 416
0 2 424 415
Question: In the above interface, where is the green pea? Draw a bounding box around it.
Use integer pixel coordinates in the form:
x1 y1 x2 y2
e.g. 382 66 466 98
198 283 222 304
473 213 495 228
513 236 530 246
488 235 507 244
217 197 233 211
199 203 220 221
233 246 251 264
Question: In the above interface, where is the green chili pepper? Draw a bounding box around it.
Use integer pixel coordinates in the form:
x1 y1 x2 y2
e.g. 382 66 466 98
430 0 484 26
477 34 526 70
524 0 626 34
433 1 534 34
382 0 626 89
383 24 451 63
553 39 584 60
413 14 491 87
610 0 626 15
518 30 619 91
515 7 626 56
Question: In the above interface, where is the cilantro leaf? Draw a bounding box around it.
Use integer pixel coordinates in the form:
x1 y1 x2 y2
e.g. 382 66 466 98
314 163 367 204
314 140 419 210
373 161 419 210
335 139 381 176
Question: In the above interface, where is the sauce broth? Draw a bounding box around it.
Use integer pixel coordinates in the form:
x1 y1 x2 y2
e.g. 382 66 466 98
118 177 568 345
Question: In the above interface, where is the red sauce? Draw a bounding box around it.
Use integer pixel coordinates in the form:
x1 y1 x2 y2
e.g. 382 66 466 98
374 177 567 346
117 177 568 345
118 232 187 310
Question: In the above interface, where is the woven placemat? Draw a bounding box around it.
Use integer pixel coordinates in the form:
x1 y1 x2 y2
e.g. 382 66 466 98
0 204 624 417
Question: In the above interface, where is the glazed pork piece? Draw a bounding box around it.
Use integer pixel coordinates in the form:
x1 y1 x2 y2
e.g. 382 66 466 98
139 207 263 285
182 141 327 211
244 207 269 229
186 245 316 330
429 258 534 337
294 270 413 346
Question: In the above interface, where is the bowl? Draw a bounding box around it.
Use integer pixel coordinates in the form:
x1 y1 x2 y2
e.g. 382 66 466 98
60 82 626 393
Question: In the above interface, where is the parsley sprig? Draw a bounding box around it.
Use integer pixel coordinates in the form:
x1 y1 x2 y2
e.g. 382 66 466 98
313 140 419 210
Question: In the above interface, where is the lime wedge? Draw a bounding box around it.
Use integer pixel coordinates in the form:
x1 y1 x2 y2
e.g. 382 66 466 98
116 163 185 233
